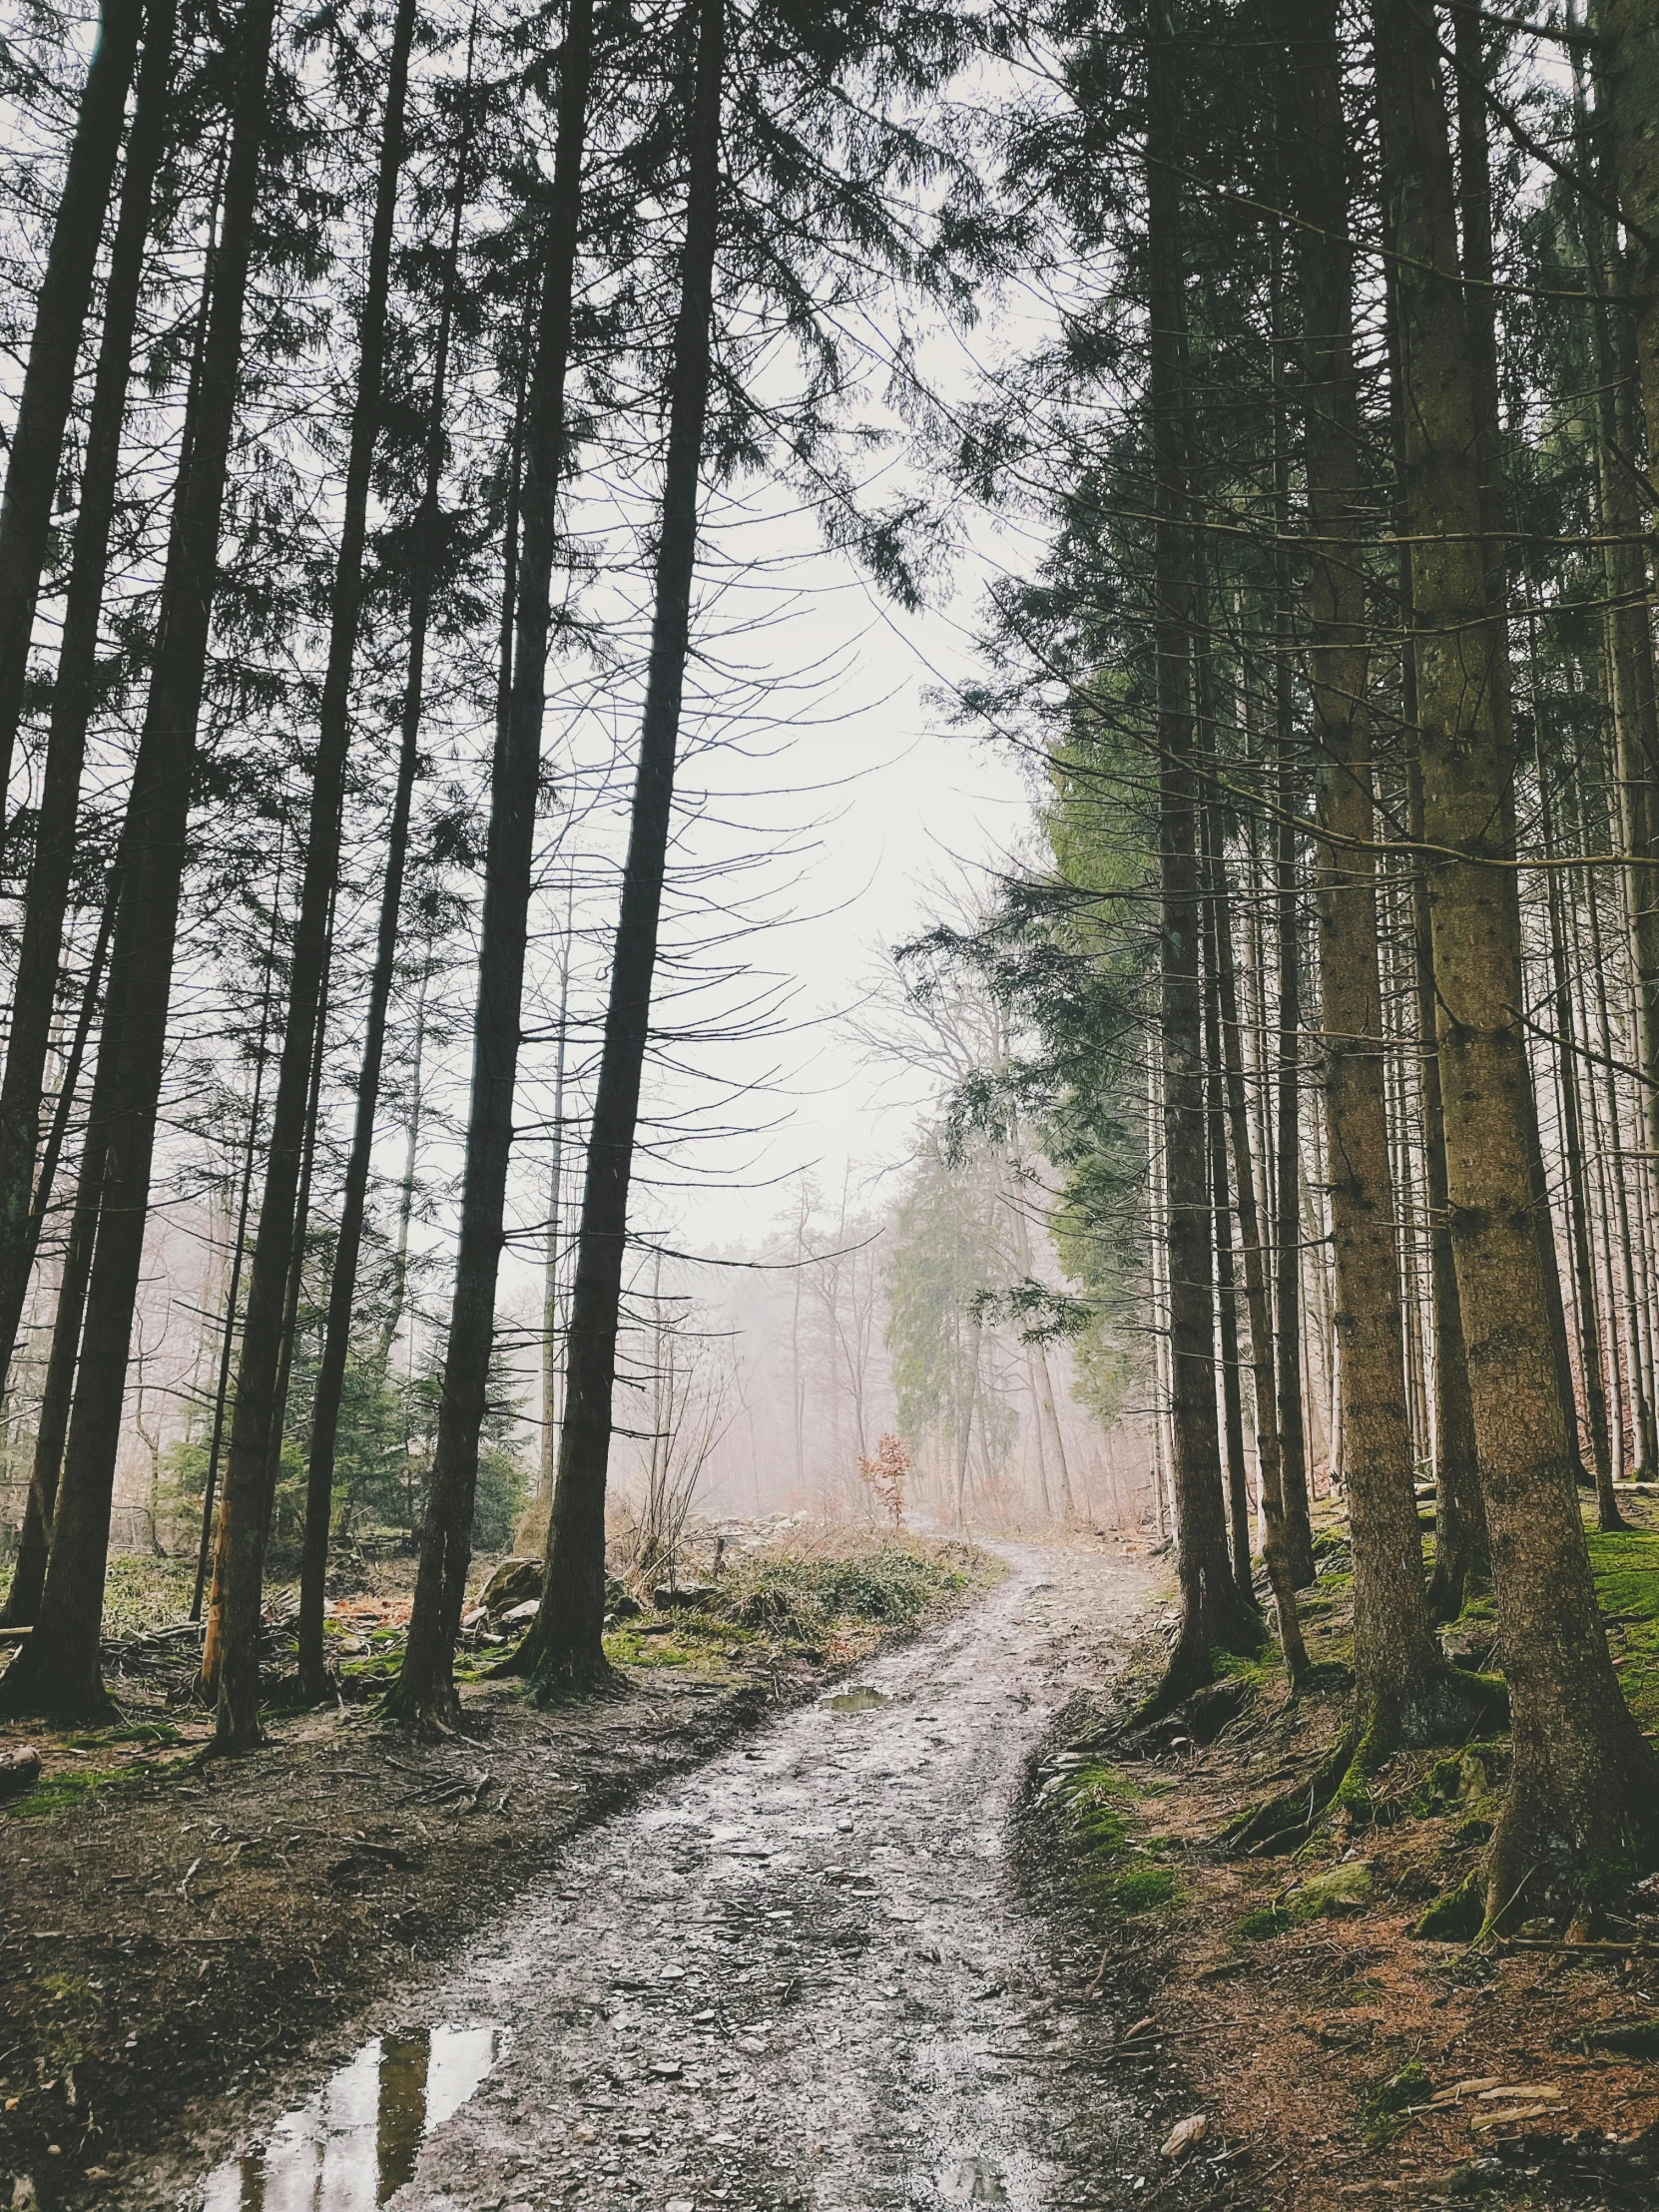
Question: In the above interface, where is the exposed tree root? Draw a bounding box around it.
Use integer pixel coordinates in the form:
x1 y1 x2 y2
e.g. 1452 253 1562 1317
1131 1587 1266 1732
527 1647 624 1704
1226 1669 1509 1854
379 1676 465 1734
1480 1731 1659 1931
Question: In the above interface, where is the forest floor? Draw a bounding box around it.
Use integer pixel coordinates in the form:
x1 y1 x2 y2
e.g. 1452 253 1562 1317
0 1524 997 2209
1038 1490 1659 2211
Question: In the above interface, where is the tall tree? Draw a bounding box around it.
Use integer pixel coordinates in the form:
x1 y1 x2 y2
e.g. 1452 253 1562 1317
0 0 144 822
385 0 601 1725
0 0 177 1406
1375 0 1659 1918
510 0 729 1696
0 0 280 1723
295 75 503 1706
1132 0 1261 1720
1291 0 1491 1809
207 0 433 1745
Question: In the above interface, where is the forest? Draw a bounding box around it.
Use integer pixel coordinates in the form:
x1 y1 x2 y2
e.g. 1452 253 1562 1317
5 0 1659 2207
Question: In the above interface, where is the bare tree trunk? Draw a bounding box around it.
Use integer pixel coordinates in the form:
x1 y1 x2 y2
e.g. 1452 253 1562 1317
540 886 574 1508
0 0 143 822
1206 804 1308 1677
502 0 727 1697
1202 834 1253 1596
0 0 175 1400
1537 724 1621 1528
1135 1 1260 1723
0 885 117 1627
294 15 479 1707
1294 3 1490 1785
389 0 601 1723
379 957 431 1373
1376 0 1659 1918
1410 753 1488 1616
0 0 279 1723
194 858 282 1643
211 0 429 1753
1270 222 1316 1589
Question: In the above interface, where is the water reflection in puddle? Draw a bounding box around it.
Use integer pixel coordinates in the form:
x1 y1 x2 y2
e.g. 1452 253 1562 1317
197 2021 504 2209
825 1685 889 1712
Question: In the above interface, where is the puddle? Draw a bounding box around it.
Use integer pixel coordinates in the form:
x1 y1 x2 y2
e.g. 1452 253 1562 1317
824 1686 889 1713
197 2020 505 2209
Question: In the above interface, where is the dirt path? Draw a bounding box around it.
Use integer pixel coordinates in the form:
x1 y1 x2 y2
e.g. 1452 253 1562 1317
135 1541 1222 2212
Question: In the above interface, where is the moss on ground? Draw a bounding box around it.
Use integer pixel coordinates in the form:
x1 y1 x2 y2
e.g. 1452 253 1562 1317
1361 2058 1430 2145
1585 1527 1659 1730
6 1759 152 1821
1054 1760 1180 1917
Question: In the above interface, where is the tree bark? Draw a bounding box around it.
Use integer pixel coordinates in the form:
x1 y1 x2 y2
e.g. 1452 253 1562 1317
1206 801 1308 1678
1575 25 1659 1471
1538 738 1621 1528
1408 757 1488 1615
1201 828 1253 1596
386 0 601 1724
1269 224 1317 1589
296 99 500 1704
194 855 282 1647
210 0 425 1751
0 0 176 1403
0 886 117 1628
1294 2 1490 1782
0 0 279 1724
1452 0 1587 1486
0 0 143 825
1132 1 1260 1725
506 0 730 1696
1376 0 1659 1918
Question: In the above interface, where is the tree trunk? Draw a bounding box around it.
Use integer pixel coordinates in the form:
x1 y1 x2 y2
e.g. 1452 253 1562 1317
539 888 574 1509
1269 227 1316 1589
0 0 143 825
1201 830 1253 1596
387 0 601 1725
0 887 117 1628
379 957 430 1373
1133 1 1260 1725
0 0 175 1402
1537 734 1621 1528
296 127 503 1704
1575 29 1659 1472
1206 801 1308 1678
1451 1 1587 1486
194 855 282 1646
1294 2 1490 1783
0 0 278 1724
507 0 729 1696
1375 0 1659 1919
210 0 425 1753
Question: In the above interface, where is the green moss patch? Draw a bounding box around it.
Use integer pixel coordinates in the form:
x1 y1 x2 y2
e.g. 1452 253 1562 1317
1586 1528 1659 1730
1054 1761 1180 1917
1361 2059 1430 2145
1239 1858 1375 1940
5 1759 151 1821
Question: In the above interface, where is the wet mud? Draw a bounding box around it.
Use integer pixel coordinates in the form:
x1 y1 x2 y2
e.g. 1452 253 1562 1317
152 1543 1218 2212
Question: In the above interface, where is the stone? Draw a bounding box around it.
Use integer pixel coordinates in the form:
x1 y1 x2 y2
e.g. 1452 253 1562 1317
480 1557 542 1617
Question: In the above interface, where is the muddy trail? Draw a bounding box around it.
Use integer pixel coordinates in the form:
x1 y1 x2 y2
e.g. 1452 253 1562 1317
124 1543 1231 2212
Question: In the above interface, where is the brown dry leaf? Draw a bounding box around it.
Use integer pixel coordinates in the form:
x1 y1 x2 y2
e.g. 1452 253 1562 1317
1469 2104 1554 2131
1476 2084 1561 2103
1160 2114 1210 2161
